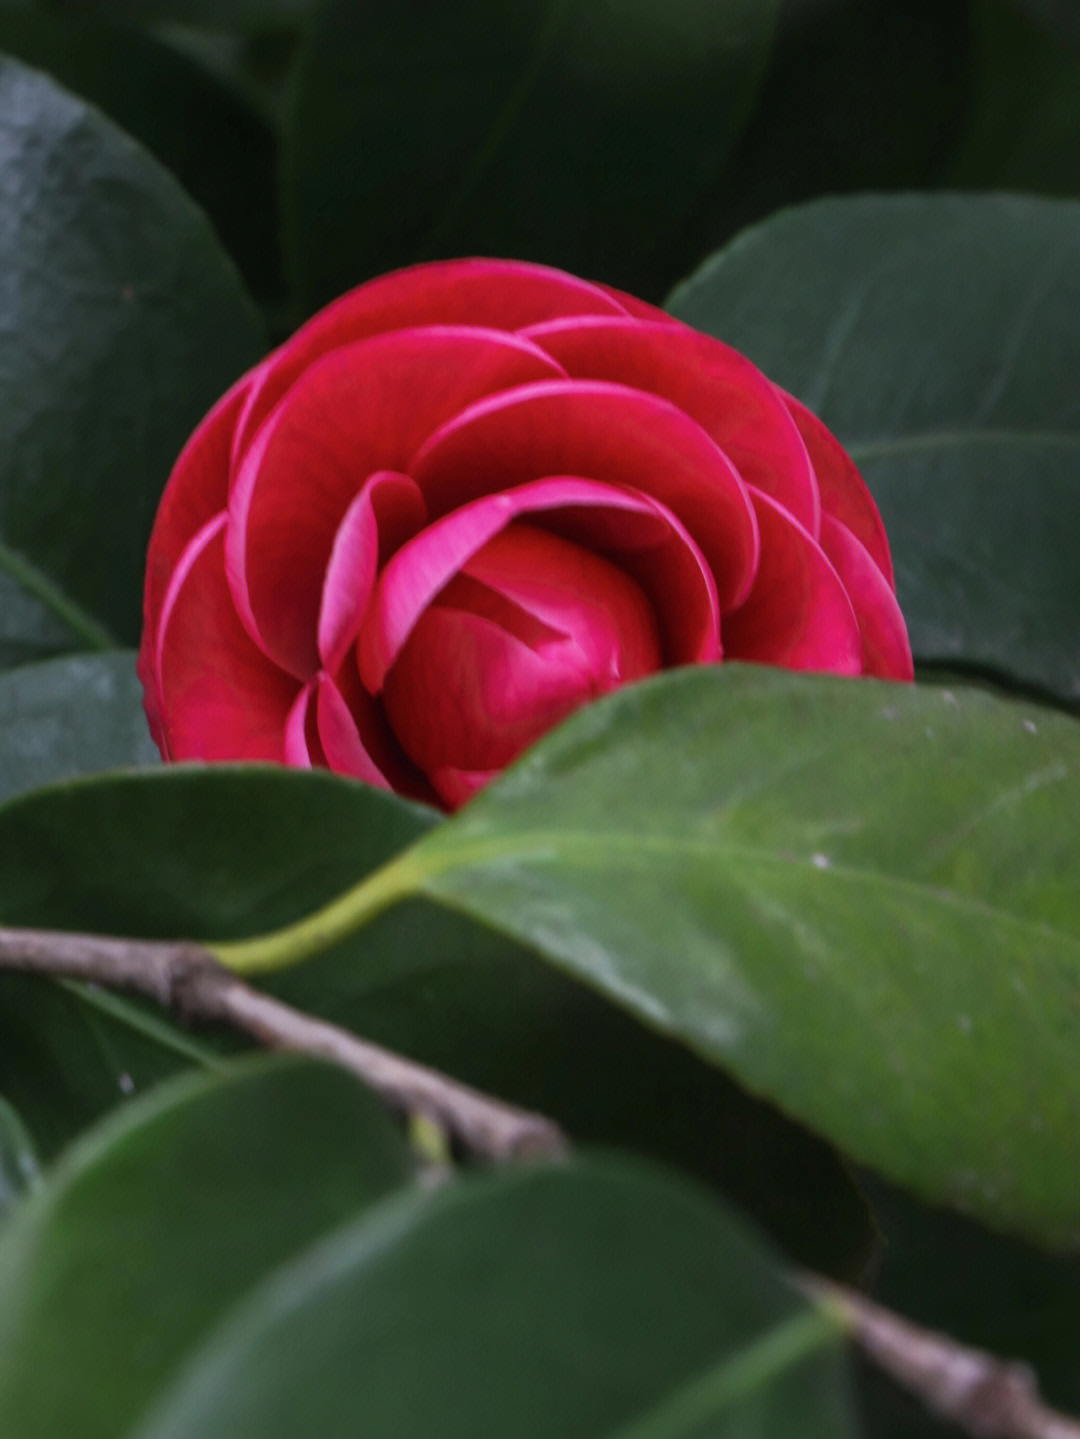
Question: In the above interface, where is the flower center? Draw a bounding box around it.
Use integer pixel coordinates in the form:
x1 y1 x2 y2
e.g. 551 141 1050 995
382 522 661 803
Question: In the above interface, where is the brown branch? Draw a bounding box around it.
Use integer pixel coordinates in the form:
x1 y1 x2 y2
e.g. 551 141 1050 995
0 925 567 1163
802 1276 1080 1439
4 926 1079 1439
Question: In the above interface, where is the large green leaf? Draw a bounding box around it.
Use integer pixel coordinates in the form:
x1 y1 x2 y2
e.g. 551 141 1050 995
355 666 1080 1248
286 0 780 310
0 766 873 1275
0 7 283 302
0 1055 417 1439
0 769 435 1155
129 1157 850 1439
0 55 264 658
667 193 1080 706
0 652 158 806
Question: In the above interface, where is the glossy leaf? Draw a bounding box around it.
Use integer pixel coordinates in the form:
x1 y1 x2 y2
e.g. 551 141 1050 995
0 56 264 656
0 1055 417 1439
0 767 873 1275
0 652 159 806
387 666 1080 1247
130 1157 850 1439
668 193 1080 705
286 0 780 310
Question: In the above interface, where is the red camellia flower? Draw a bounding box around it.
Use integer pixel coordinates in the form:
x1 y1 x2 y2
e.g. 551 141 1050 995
139 259 912 809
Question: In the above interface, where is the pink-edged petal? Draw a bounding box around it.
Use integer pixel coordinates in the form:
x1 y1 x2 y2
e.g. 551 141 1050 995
782 393 895 586
359 476 719 691
522 317 820 535
143 374 251 647
151 513 297 761
723 491 863 674
226 327 565 679
317 471 427 673
284 678 322 767
409 379 760 609
819 514 914 680
233 259 628 458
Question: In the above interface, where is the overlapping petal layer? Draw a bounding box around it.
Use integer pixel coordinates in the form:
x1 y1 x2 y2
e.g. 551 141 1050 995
140 258 911 809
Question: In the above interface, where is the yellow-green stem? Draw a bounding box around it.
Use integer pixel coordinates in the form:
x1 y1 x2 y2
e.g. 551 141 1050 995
211 847 428 975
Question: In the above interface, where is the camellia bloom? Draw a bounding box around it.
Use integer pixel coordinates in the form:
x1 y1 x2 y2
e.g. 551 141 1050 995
139 259 912 809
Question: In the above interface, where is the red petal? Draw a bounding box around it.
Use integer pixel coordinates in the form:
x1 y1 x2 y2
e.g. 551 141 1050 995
523 317 819 534
359 476 719 691
226 327 564 679
317 471 427 674
152 513 297 761
782 393 895 587
819 515 914 680
233 259 627 458
723 491 863 673
142 376 250 651
382 605 599 795
409 379 759 610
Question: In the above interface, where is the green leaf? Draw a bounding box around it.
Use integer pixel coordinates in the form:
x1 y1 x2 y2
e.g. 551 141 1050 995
129 1157 850 1439
286 0 780 310
0 8 284 302
943 1 1080 198
0 769 435 1155
0 652 159 806
371 666 1080 1248
0 55 265 657
0 766 873 1274
667 193 1080 706
0 1055 417 1439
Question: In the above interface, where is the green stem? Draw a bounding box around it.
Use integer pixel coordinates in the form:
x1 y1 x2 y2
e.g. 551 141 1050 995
211 847 428 975
0 538 117 651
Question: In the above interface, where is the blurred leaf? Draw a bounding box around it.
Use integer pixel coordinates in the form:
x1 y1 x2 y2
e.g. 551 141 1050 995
47 0 321 27
0 55 265 656
286 0 780 310
0 765 874 1275
129 1156 850 1439
711 0 968 247
0 5 284 300
0 1055 417 1439
383 666 1080 1248
0 1095 39 1221
669 193 1080 706
943 0 1080 196
0 651 158 806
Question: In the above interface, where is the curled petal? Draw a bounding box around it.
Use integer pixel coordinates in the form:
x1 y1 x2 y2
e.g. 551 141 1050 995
359 475 719 692
226 327 563 679
317 471 427 674
151 513 297 761
233 259 628 459
724 491 862 674
523 317 819 534
782 393 895 586
409 379 759 610
819 515 914 680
